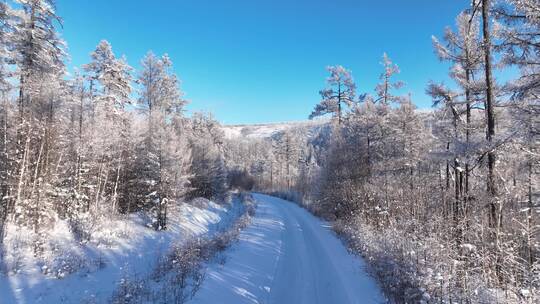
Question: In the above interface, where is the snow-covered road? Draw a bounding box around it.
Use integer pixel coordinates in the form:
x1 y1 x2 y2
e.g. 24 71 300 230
190 193 385 304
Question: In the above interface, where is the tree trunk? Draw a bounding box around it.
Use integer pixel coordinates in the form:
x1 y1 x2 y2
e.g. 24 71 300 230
482 0 498 229
13 134 30 222
454 158 462 246
112 157 121 213
527 161 533 267
337 83 342 125
366 123 371 180
464 68 472 225
18 74 24 122
482 0 502 283
94 155 104 211
446 142 450 190
270 161 273 191
0 93 9 244
78 85 86 211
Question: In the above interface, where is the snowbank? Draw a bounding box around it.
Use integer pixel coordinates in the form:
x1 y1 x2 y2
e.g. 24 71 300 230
0 198 241 303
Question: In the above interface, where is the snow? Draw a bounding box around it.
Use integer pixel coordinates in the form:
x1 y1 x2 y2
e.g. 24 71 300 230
222 119 328 140
1 194 385 303
0 199 238 303
189 194 385 304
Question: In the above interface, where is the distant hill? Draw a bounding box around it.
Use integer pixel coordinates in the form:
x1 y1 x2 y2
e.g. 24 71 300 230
222 119 329 140
221 109 434 141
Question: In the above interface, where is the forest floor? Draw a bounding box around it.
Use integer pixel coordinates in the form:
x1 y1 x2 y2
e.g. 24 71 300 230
0 197 245 303
189 193 385 304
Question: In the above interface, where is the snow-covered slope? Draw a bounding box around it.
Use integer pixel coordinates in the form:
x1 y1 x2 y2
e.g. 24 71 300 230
189 194 384 304
222 119 328 140
0 199 241 303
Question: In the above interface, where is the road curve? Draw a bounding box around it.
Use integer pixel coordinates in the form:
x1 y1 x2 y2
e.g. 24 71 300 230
189 193 385 304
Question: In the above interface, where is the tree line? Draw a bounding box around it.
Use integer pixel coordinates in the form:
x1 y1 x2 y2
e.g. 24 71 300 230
0 0 228 252
229 0 539 302
310 1 538 301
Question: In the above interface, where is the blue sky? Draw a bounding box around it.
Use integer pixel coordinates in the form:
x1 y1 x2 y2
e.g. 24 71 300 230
57 0 472 125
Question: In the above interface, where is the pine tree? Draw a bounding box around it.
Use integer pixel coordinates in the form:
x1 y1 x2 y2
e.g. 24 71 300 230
83 40 133 213
13 0 66 116
310 65 356 125
134 51 189 229
430 9 484 245
4 0 67 253
188 113 226 202
375 53 404 106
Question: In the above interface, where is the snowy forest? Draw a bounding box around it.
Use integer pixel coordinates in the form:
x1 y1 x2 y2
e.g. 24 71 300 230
0 0 538 303
223 1 539 302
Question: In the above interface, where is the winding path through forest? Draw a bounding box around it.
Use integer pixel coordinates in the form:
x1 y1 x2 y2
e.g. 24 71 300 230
189 193 385 304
